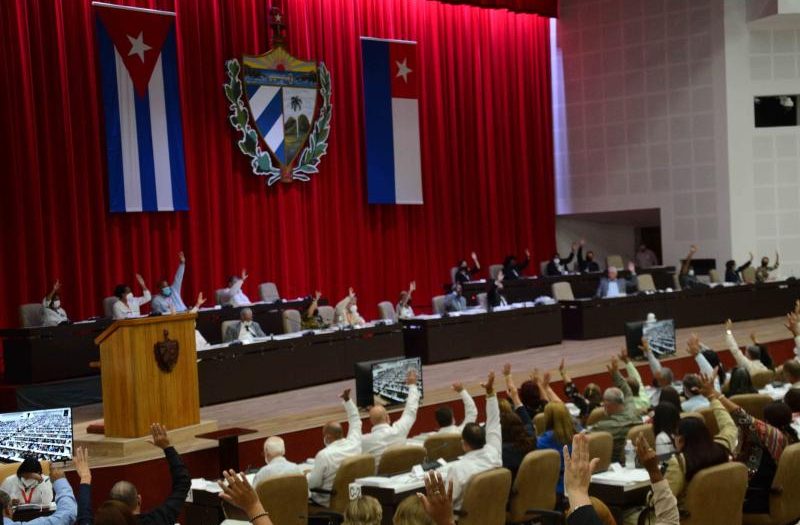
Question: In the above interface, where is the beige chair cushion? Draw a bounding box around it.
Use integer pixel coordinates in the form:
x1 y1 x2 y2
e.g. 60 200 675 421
282 309 302 334
586 432 613 473
254 474 308 525
458 468 512 525
507 450 560 522
432 295 446 315
682 462 748 525
606 255 624 269
638 273 656 292
585 406 606 427
742 266 756 284
423 434 463 462
551 282 574 301
327 454 375 513
103 296 119 318
729 393 773 420
377 445 426 475
626 424 655 448
215 288 228 306
258 282 280 303
19 303 44 328
488 264 503 280
318 305 335 326
377 301 396 322
743 442 800 525
709 269 722 283
750 369 775 389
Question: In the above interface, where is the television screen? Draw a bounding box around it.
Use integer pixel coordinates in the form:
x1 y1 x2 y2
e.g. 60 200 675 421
0 408 73 462
625 319 676 359
355 357 423 408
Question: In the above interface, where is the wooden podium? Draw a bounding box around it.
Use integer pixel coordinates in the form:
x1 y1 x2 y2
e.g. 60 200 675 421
94 313 200 438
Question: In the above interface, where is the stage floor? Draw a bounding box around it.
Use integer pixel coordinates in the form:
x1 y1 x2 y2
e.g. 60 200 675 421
73 315 793 468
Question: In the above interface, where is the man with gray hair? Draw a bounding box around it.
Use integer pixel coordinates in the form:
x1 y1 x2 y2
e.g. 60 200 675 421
252 436 302 488
223 307 266 343
590 386 641 463
108 423 190 525
595 261 638 298
641 338 675 406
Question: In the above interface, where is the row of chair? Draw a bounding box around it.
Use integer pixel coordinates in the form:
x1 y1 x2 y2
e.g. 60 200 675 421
550 273 659 301
448 255 629 285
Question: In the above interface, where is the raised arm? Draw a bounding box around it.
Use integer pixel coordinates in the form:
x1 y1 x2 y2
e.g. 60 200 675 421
680 245 697 275
172 252 186 291
785 312 800 355
452 383 478 426
481 372 501 458
724 319 754 373
74 447 93 525
392 370 420 437
135 273 151 304
45 279 60 304
470 251 481 272
306 290 322 318
341 388 362 440
641 338 663 375
608 355 633 400
148 423 191 525
619 347 643 389
697 372 738 453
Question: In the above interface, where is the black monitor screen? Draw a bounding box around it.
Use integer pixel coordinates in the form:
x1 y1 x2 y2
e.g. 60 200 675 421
0 408 73 462
625 319 676 359
355 357 423 408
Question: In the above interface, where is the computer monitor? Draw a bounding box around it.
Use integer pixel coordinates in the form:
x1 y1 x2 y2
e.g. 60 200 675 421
625 319 676 359
355 357 423 408
0 408 73 462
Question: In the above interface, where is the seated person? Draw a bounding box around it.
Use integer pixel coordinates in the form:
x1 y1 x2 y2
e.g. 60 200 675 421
454 252 480 285
680 374 709 412
725 252 753 283
335 287 366 327
0 457 53 505
107 424 190 525
725 319 769 374
443 284 466 313
783 359 800 388
223 307 266 343
576 240 600 273
589 387 641 463
433 383 477 434
362 370 420 465
594 262 638 298
307 389 362 507
0 465 74 525
487 271 507 308
396 281 416 319
501 367 536 479
755 252 779 283
502 249 530 279
42 280 68 326
678 245 708 290
302 291 325 329
438 372 501 510
634 243 659 268
111 274 151 319
252 437 302 487
616 348 653 412
545 243 577 276
221 269 251 306
151 252 187 314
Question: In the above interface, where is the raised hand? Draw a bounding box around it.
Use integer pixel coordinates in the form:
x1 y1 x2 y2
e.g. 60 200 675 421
502 363 512 377
794 299 800 315
406 369 418 385
571 242 578 252
542 371 552 385
49 466 65 482
52 280 61 292
470 251 478 261
750 331 758 345
748 252 754 261
619 347 630 364
348 286 355 298
409 281 416 292
639 337 651 354
559 358 567 377
530 368 541 386
417 471 455 525
241 268 249 281
149 423 170 449
725 318 733 332
525 248 531 258
563 433 598 510
481 371 496 396
699 369 719 399
195 292 206 309
217 470 263 517
135 273 146 287
689 245 698 254
451 382 464 393
686 333 701 357
179 251 186 263
635 435 661 481
786 312 799 337
607 355 619 374
340 388 351 402
627 261 636 273
74 447 91 484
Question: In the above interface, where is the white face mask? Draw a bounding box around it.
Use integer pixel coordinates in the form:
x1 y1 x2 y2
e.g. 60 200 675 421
688 269 695 276
553 258 560 264
125 293 134 303
349 305 358 313
52 300 61 309
20 477 38 489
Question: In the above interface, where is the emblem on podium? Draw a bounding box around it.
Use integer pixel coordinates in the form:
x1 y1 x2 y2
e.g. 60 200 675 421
154 329 179 373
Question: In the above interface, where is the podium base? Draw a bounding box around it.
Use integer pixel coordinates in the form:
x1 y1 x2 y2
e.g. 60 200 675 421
74 420 218 458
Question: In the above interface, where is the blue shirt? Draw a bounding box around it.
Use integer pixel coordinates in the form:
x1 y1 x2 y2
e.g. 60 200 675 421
536 430 570 495
150 263 187 313
5 478 76 525
606 280 620 297
681 394 710 413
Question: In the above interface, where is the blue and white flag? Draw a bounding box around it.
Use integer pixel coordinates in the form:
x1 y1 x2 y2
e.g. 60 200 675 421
94 2 188 212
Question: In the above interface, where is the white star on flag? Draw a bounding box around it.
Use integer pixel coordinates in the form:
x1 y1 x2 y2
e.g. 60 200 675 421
127 31 152 62
395 58 412 83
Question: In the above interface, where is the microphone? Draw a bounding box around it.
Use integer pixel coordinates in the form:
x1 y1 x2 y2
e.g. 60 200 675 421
420 439 457 471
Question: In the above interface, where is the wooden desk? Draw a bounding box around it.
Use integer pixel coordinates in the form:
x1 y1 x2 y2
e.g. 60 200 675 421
589 479 650 524
400 304 562 364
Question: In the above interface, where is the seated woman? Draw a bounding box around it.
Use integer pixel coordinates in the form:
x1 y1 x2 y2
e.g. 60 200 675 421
500 366 536 479
487 270 508 309
536 392 580 498
715 396 799 513
302 291 325 329
111 274 151 319
0 457 53 505
559 358 601 424
41 280 68 327
395 281 415 320
454 252 480 285
725 367 757 396
725 253 752 283
335 287 365 327
651 402 679 461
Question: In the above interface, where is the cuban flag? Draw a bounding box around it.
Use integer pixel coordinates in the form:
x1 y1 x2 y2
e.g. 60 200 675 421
361 38 423 205
94 2 188 213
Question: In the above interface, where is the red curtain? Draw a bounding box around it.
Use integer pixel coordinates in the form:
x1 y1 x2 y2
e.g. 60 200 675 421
0 0 555 328
432 0 557 16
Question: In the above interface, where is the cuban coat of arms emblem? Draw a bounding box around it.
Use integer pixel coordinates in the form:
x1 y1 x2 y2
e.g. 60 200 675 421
224 8 331 185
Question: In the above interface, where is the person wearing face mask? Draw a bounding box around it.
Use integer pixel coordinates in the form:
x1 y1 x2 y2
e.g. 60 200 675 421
724 252 753 284
150 252 187 314
41 280 68 327
487 270 508 309
0 457 53 506
223 308 266 343
502 249 530 280
335 287 366 327
453 252 481 285
576 240 600 273
544 242 577 276
755 251 780 283
221 269 251 307
396 281 416 319
677 244 707 290
307 389 362 508
634 243 659 269
111 274 151 320
444 283 467 313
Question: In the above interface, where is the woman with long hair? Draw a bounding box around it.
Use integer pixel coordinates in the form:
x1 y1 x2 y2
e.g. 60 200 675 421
501 365 536 478
537 401 580 496
725 367 757 396
651 402 679 460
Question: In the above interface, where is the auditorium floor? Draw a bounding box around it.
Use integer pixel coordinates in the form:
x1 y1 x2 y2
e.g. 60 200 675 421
72 315 792 468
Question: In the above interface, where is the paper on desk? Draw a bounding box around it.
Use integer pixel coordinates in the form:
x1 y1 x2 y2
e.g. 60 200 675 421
591 468 650 486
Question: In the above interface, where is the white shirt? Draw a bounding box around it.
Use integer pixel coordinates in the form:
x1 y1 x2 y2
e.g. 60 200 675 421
252 456 302 488
238 322 255 342
606 281 620 298
195 330 209 350
307 399 362 507
681 395 709 413
0 475 54 505
435 390 478 435
396 304 414 319
41 298 68 327
111 291 152 320
654 431 675 460
438 394 501 510
726 332 768 374
223 280 251 307
362 385 420 466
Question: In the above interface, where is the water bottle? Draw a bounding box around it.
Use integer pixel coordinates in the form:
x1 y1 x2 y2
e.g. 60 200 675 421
624 439 636 469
